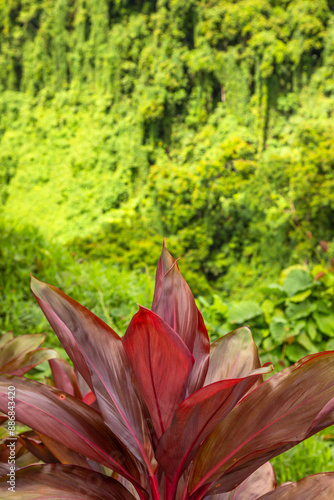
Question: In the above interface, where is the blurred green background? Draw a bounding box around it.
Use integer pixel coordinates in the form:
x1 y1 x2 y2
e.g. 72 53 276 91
1 0 334 482
1 0 333 364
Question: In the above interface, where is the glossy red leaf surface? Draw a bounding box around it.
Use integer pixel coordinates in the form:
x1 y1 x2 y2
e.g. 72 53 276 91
123 306 194 438
31 279 93 389
189 351 334 496
31 276 155 471
258 472 334 500
204 327 262 385
0 374 144 490
204 462 276 499
0 464 138 499
152 244 210 394
156 365 273 483
188 309 210 395
49 357 83 399
152 245 198 350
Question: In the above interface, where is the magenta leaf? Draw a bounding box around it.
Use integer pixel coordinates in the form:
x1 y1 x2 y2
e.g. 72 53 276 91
0 464 138 499
188 309 210 395
152 244 210 393
189 351 334 496
0 374 145 492
31 276 155 472
30 279 93 389
204 462 276 499
204 327 263 385
257 472 334 499
156 365 272 484
123 306 194 438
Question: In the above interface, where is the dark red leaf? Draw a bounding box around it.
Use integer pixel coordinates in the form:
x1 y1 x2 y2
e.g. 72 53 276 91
204 327 263 386
123 306 194 438
18 431 60 464
156 365 272 484
0 464 138 499
49 358 83 399
31 279 93 389
152 245 200 354
258 472 334 499
152 244 210 393
31 276 155 472
204 462 276 499
188 310 210 395
189 351 334 496
0 374 145 492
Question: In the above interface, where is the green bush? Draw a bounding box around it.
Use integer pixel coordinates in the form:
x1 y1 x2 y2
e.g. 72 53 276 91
197 262 334 368
0 222 154 344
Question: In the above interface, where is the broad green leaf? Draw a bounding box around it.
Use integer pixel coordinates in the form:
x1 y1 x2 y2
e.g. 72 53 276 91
261 300 275 324
283 269 313 297
313 312 334 337
259 284 285 297
326 339 334 350
269 317 287 343
285 344 308 362
286 301 316 321
297 333 317 353
290 289 312 303
263 337 278 351
227 301 262 324
307 319 317 341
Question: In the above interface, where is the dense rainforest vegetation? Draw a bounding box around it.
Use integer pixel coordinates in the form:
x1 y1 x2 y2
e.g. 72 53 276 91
1 0 334 482
0 0 334 354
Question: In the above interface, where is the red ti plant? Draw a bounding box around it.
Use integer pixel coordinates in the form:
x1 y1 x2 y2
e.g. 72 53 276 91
1 243 334 498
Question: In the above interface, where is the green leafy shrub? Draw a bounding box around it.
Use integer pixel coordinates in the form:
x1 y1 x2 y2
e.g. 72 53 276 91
0 222 154 342
198 262 334 368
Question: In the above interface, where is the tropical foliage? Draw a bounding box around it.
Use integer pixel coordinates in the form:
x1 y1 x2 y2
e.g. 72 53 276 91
1 0 334 297
1 245 334 498
198 261 334 367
